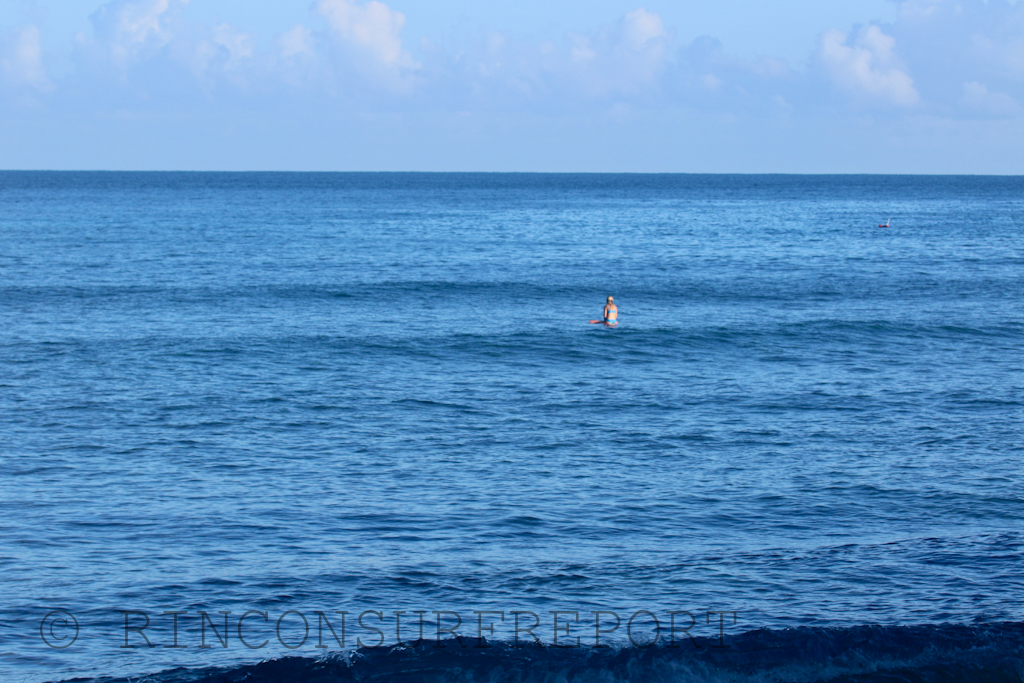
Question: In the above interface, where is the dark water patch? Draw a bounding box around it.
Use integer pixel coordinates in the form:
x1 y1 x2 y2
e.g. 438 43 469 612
53 623 1024 683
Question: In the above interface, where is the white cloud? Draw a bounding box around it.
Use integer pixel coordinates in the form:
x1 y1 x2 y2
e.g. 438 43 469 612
622 7 666 52
666 35 795 113
701 73 722 91
316 0 411 67
1 25 51 91
404 7 675 109
886 0 1024 109
280 25 314 60
898 0 944 22
89 0 188 67
570 35 596 65
960 80 1021 116
819 25 919 107
9 0 1022 126
968 30 1024 80
177 23 256 87
560 7 672 97
213 24 255 69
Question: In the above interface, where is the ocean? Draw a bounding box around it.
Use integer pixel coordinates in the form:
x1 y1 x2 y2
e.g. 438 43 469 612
0 172 1022 682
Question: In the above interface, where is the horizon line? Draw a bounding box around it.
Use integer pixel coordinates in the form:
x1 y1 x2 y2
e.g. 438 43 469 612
2 170 1022 177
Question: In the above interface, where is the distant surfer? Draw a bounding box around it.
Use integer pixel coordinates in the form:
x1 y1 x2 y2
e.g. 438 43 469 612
603 296 618 327
588 296 619 326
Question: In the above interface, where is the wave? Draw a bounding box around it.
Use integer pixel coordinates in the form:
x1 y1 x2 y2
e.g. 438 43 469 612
62 622 1024 683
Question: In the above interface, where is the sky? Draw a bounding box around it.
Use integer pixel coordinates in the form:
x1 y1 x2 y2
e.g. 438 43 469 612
1 0 1023 171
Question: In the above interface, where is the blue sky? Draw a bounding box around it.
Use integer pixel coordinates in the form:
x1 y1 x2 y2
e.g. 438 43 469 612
1 0 1022 171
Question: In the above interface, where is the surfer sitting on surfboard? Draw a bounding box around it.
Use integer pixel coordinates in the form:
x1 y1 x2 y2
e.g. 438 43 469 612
603 296 618 327
589 296 619 326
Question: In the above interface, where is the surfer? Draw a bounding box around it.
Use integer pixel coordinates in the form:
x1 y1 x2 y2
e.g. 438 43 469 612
603 296 618 327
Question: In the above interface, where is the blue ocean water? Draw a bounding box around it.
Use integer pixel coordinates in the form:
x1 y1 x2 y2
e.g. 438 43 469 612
0 172 1022 683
